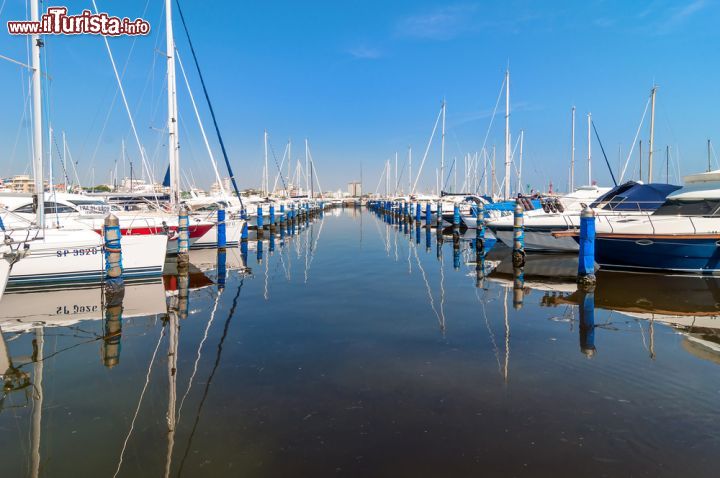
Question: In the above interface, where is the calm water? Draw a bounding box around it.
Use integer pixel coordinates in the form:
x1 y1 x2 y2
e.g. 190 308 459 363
1 208 719 477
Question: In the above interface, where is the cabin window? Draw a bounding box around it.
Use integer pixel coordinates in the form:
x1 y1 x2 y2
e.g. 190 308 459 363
653 199 720 216
13 202 77 214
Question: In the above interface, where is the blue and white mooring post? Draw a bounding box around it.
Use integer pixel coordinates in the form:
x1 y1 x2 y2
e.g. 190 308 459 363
177 205 190 264
577 206 597 288
512 201 525 267
280 204 286 224
425 203 431 228
415 203 421 223
453 204 461 227
436 201 443 227
217 203 226 249
103 213 124 295
269 204 276 231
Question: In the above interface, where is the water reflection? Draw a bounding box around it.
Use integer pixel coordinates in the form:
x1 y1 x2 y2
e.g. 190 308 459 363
1 209 720 476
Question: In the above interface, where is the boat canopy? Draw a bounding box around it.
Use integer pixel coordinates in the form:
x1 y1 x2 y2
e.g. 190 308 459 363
590 181 681 211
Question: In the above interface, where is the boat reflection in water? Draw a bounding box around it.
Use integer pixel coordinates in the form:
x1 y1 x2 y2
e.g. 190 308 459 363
486 250 720 362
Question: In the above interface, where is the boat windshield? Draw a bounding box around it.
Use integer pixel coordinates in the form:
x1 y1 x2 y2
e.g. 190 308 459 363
652 199 720 216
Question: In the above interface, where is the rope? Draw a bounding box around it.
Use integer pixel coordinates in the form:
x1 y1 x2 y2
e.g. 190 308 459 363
174 0 244 210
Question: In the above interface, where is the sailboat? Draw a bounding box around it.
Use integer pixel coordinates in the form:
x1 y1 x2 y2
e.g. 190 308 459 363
2 0 167 290
0 247 10 302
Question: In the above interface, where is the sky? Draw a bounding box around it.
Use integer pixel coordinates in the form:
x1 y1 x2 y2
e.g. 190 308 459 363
1 0 719 194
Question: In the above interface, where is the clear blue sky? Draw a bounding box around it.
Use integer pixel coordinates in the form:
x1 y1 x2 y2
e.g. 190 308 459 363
1 0 719 193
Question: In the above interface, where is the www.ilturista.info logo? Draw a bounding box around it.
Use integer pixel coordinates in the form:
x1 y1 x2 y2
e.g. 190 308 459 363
7 7 150 36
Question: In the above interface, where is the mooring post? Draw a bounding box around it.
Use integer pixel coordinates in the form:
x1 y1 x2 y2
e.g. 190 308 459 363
217 203 226 250
280 204 286 224
269 204 276 231
241 218 249 243
415 202 421 223
577 206 597 288
512 201 525 268
436 201 443 227
103 213 124 295
453 204 460 227
579 287 597 357
177 205 190 265
425 203 431 228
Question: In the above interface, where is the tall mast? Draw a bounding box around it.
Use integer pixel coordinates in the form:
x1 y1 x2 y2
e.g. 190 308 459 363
648 86 657 182
305 139 309 198
708 139 712 172
263 129 268 196
441 99 446 194
30 0 44 228
570 106 575 191
518 130 524 194
287 138 292 195
587 112 592 185
62 131 68 191
408 146 412 196
394 152 398 195
491 145 496 198
166 0 180 208
504 69 511 199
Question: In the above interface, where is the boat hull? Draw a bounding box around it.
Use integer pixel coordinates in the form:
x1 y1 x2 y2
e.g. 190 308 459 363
595 236 720 274
493 226 580 252
6 230 167 291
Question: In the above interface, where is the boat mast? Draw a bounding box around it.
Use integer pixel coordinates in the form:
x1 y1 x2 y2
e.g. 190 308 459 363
305 138 309 198
394 152 398 196
491 145 496 198
166 0 180 208
263 129 268 196
570 106 575 192
504 69 511 199
408 146 412 196
30 0 44 228
648 85 657 182
441 99 446 194
708 139 712 172
587 112 592 185
518 130 524 194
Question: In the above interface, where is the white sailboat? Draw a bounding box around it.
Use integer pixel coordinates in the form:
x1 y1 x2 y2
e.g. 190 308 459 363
2 0 167 290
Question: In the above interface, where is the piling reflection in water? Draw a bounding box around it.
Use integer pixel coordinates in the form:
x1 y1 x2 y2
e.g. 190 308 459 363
2 209 720 477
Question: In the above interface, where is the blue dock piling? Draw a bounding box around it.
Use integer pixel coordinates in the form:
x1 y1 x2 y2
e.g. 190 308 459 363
217 203 226 249
577 207 597 288
436 201 443 227
241 219 249 243
425 203 431 228
177 206 190 264
280 204 286 223
416 203 421 222
257 205 264 238
269 205 276 230
240 240 249 267
453 204 460 226
512 201 525 267
103 213 124 295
